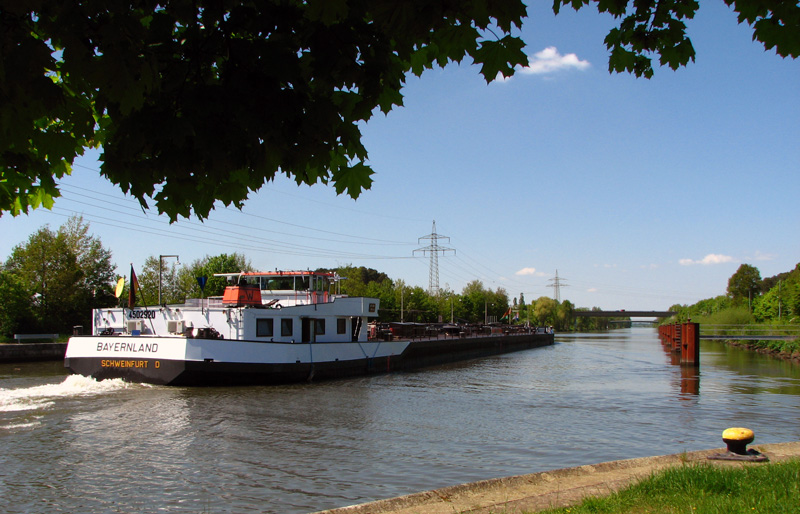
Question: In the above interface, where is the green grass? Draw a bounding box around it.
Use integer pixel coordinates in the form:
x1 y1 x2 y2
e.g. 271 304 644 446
533 459 800 514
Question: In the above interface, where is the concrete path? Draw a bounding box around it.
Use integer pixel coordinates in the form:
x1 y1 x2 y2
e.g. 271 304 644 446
314 441 800 514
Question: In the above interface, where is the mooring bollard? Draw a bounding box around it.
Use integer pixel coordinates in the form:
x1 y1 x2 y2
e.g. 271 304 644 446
681 322 699 366
659 322 700 367
708 427 768 462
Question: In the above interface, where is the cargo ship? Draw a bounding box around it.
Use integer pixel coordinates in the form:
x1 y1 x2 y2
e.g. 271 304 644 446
65 270 553 386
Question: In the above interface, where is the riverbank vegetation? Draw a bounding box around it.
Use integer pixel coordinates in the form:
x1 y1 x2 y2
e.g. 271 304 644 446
0 216 116 338
535 459 800 514
667 263 800 326
664 263 800 357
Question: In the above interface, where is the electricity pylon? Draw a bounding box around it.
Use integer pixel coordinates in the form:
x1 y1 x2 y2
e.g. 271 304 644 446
414 220 455 296
547 269 568 302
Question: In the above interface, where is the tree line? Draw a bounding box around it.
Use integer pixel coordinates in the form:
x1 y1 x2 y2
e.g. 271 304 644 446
1 217 617 338
666 263 800 325
0 216 252 338
1 216 115 338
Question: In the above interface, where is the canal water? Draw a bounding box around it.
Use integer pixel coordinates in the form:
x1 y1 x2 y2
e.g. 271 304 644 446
2 327 799 513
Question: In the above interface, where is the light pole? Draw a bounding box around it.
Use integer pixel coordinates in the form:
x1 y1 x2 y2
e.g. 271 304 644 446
396 284 404 322
158 254 179 305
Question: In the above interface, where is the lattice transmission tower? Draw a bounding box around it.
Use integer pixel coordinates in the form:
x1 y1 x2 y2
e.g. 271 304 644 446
547 269 568 302
414 220 455 296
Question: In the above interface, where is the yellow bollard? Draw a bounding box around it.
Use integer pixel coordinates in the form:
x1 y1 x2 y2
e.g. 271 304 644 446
708 427 768 462
722 427 754 454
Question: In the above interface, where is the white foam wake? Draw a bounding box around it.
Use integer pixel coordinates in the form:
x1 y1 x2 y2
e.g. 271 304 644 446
0 375 131 414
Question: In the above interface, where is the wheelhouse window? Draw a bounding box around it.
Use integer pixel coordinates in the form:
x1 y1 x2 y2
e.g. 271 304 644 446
281 318 293 337
256 318 273 337
337 318 346 334
314 319 325 335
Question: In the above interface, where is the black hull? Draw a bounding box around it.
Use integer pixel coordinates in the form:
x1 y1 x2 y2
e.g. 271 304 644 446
396 333 552 370
65 333 554 386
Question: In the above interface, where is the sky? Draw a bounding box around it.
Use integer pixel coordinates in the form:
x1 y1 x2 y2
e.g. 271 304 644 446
2 3 798 312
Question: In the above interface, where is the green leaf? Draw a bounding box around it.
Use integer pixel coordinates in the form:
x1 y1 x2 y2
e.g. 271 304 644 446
331 162 374 199
304 0 349 26
472 36 527 83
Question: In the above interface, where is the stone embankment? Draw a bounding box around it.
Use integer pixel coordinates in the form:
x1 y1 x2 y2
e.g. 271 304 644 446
314 441 800 514
0 343 67 363
725 340 800 365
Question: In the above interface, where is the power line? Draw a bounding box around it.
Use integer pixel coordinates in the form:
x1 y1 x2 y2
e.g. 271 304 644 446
53 183 415 256
58 182 415 246
47 202 413 261
23 178 718 304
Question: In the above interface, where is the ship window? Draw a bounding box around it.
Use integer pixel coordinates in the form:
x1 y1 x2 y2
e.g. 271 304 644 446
314 319 325 335
267 278 294 290
256 318 273 337
337 318 346 334
281 318 293 337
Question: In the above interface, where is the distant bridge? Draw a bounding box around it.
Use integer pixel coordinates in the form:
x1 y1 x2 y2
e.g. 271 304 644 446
574 310 676 318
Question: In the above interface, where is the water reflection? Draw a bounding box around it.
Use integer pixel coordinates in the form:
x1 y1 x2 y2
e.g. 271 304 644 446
702 340 800 395
1 328 800 513
654 331 700 396
679 366 700 396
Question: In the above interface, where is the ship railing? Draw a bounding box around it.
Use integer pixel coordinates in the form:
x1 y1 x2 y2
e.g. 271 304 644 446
184 298 224 308
699 324 800 339
182 292 347 309
260 291 337 305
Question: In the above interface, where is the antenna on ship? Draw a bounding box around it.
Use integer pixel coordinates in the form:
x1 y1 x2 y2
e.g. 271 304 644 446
414 220 455 296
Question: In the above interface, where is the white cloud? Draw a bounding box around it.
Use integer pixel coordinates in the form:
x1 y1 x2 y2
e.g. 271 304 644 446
519 47 590 75
679 254 735 266
515 267 537 276
752 251 776 261
587 288 598 293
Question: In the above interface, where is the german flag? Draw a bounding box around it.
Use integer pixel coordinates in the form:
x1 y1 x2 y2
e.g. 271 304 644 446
128 265 139 309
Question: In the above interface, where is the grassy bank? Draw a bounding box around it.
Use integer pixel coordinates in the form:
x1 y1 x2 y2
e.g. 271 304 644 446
534 459 800 514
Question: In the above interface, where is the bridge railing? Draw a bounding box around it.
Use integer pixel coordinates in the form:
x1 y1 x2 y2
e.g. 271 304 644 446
699 324 800 338
575 310 676 318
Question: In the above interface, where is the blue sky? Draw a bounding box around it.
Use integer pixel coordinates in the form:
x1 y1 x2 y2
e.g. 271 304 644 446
2 3 798 311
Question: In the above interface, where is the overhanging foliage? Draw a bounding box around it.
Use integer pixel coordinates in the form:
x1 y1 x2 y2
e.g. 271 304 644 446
1 0 797 220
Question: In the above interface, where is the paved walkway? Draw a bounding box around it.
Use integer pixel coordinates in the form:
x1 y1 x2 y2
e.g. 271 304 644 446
314 441 800 514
